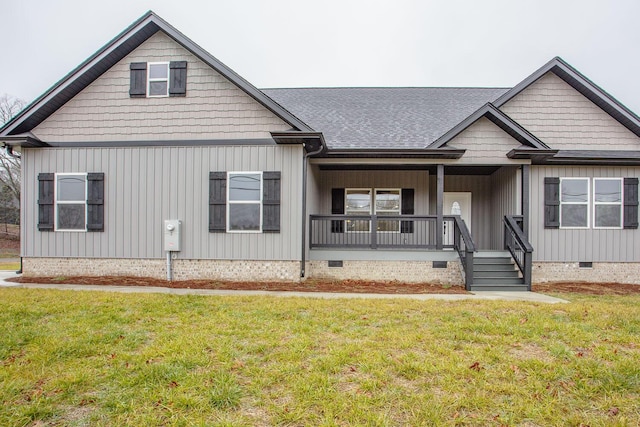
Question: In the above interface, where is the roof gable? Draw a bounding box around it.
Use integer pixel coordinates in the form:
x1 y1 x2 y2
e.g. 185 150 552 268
494 57 640 139
429 103 548 150
0 11 311 137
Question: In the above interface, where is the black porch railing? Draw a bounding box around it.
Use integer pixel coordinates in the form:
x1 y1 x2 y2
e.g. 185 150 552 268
503 215 533 290
309 214 476 289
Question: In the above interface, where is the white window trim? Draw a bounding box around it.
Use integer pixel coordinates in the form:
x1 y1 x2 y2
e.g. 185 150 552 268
345 188 373 233
227 171 263 233
593 177 623 230
344 188 402 233
147 62 169 98
559 177 590 229
374 188 401 233
54 172 88 232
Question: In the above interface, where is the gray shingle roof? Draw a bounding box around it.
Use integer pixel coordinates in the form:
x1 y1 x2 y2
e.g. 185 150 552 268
262 87 510 149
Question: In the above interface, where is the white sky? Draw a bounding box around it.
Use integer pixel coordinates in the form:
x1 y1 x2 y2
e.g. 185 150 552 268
2 0 639 114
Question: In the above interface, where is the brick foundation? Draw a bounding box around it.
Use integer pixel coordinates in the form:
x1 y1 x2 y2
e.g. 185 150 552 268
21 257 464 285
307 260 463 285
533 262 640 285
22 258 301 282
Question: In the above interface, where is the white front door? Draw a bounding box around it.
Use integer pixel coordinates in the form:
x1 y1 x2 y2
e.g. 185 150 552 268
443 192 472 245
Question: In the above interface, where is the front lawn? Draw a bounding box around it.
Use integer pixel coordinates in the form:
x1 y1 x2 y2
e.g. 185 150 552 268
1 289 638 426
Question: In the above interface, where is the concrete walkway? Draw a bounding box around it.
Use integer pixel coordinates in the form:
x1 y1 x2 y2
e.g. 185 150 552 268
0 271 568 304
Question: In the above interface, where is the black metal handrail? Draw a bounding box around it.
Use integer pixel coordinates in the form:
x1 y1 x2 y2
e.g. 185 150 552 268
451 216 476 290
503 215 533 290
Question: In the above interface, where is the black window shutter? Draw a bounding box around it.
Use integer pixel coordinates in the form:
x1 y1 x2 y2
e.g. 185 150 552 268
331 188 344 233
544 177 560 228
262 171 281 233
169 61 187 96
401 188 415 233
129 62 147 97
624 177 638 229
37 173 54 231
209 172 226 232
86 173 105 232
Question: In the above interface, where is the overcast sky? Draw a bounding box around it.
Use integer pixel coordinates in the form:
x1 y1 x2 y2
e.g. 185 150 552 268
2 0 639 114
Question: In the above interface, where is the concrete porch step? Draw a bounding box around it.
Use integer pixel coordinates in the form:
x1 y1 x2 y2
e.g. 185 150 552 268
470 284 529 292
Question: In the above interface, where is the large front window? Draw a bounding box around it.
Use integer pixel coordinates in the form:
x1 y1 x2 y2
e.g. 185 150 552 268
56 173 87 231
560 178 589 228
593 178 622 228
345 188 401 232
228 172 262 232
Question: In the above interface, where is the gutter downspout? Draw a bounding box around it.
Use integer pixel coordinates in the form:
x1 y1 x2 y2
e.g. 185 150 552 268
300 142 324 278
4 145 22 274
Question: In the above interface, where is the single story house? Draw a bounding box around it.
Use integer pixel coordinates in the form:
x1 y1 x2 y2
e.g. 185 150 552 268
2 11 639 291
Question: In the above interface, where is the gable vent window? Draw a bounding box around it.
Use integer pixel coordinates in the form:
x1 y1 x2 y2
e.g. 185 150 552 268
130 61 187 98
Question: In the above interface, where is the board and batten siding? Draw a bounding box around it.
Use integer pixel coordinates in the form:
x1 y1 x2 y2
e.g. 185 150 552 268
501 72 640 150
530 165 640 262
490 166 521 249
22 145 304 261
436 167 520 250
32 32 291 142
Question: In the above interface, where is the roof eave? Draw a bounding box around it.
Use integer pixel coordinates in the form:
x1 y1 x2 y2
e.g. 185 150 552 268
319 148 466 159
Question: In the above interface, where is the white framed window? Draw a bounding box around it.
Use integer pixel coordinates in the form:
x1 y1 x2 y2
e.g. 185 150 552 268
227 172 262 232
375 189 401 232
344 188 401 232
593 178 623 229
560 178 589 228
55 173 87 231
345 189 372 232
147 62 169 97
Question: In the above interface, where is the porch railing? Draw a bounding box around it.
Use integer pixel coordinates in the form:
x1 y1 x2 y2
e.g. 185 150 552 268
452 216 476 290
503 215 533 290
309 214 476 288
310 215 455 249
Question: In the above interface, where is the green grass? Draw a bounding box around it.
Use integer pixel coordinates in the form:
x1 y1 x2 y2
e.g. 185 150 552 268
1 290 639 426
0 262 20 271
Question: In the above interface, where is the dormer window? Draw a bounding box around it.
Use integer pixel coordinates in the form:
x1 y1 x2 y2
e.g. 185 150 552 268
148 62 169 97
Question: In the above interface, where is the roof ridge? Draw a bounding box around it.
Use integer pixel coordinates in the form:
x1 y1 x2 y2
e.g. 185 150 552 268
261 86 511 90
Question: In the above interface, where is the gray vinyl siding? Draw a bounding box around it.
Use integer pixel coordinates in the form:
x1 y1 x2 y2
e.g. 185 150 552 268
490 166 521 249
501 72 640 150
305 164 322 259
530 165 640 262
446 117 528 165
32 32 290 142
22 145 304 260
315 169 430 215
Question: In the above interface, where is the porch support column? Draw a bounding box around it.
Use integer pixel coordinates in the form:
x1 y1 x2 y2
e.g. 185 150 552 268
436 164 444 249
521 164 530 237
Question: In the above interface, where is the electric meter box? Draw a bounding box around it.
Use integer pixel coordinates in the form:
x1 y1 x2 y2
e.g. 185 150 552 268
164 220 182 251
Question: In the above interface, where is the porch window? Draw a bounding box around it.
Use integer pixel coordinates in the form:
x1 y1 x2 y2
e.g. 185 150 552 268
593 178 622 228
345 189 371 232
560 178 589 228
344 189 401 232
375 189 400 232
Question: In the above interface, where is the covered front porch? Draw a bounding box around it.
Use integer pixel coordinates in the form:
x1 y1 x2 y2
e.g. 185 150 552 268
305 163 533 290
